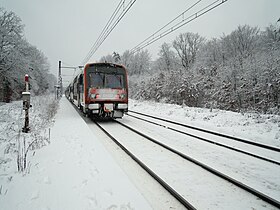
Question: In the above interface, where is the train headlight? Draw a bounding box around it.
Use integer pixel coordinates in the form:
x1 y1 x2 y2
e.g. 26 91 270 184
119 93 126 99
90 94 96 99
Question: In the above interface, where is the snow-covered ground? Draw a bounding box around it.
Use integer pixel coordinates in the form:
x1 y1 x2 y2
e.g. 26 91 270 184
0 97 151 210
129 99 280 147
0 97 279 209
114 114 280 209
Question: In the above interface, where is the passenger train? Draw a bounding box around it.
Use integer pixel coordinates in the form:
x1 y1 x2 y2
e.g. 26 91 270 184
65 62 128 119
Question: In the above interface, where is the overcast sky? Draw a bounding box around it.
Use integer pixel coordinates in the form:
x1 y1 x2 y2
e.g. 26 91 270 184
1 0 280 80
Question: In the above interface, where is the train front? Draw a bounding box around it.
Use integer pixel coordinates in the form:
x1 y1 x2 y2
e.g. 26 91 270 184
85 63 128 118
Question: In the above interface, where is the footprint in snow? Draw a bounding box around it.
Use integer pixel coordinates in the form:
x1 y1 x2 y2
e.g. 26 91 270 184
120 203 134 210
106 204 118 210
43 176 51 184
87 195 97 207
90 168 99 177
58 158 63 164
30 191 39 200
104 189 113 196
82 179 88 186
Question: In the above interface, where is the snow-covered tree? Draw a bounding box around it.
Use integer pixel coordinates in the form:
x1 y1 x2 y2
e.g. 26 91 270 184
221 25 259 66
122 50 151 75
155 42 177 73
120 50 133 69
0 7 56 102
114 24 279 114
0 8 23 70
99 54 115 63
173 32 205 71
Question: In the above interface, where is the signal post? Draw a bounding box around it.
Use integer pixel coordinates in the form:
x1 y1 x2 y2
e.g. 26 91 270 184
22 74 30 133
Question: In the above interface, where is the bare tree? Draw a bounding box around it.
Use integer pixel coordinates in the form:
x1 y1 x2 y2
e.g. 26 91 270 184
222 25 259 64
261 23 280 50
156 42 177 72
120 50 133 68
173 32 205 71
125 50 151 75
112 51 121 63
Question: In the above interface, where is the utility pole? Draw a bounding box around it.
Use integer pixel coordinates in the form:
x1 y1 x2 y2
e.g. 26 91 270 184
57 60 84 99
58 60 62 98
22 74 30 133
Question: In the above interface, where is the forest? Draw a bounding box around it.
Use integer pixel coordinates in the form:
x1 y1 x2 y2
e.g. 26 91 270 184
0 8 56 102
102 23 280 114
1 7 279 114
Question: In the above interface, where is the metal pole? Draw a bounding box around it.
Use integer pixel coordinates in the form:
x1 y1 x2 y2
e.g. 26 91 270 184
25 80 29 92
22 74 30 133
58 61 62 98
24 107 29 132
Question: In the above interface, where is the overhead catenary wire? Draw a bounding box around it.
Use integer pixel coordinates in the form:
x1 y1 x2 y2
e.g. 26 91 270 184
61 61 74 67
81 0 124 65
132 0 202 52
88 0 136 61
81 0 137 65
130 0 228 54
67 0 226 87
59 61 81 86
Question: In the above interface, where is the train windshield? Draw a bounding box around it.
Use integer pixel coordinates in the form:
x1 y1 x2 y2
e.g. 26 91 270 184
89 72 125 89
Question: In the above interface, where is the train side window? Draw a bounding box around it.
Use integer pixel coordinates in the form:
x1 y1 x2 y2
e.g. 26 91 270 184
79 74 84 93
79 74 83 85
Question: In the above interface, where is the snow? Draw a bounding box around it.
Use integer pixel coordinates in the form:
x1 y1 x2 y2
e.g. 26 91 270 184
0 97 151 210
0 97 279 209
129 99 280 147
117 115 280 208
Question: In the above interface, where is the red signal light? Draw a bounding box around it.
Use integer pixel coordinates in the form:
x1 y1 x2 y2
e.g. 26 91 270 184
25 74 29 82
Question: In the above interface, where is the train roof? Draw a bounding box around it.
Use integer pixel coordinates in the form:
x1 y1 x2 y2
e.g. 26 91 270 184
85 62 125 69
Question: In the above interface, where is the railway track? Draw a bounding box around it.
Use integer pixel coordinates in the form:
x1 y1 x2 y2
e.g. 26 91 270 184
69 100 280 209
95 121 196 210
95 118 280 210
127 110 280 165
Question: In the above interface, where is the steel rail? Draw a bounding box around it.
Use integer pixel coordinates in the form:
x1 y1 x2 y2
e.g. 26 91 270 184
95 121 196 210
68 100 280 208
128 110 280 152
116 120 280 209
127 113 280 166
